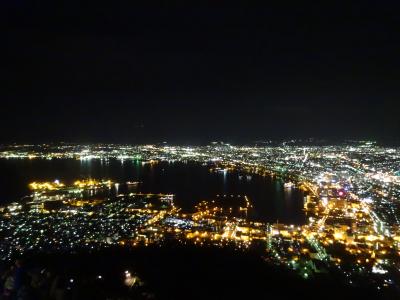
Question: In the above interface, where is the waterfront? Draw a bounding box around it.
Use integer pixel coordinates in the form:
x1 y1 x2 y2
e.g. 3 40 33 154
1 143 400 297
0 159 306 224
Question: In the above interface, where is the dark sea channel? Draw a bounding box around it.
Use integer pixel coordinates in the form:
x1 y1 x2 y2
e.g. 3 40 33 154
0 159 306 224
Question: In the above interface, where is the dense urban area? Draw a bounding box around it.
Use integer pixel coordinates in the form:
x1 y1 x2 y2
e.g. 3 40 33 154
0 142 400 296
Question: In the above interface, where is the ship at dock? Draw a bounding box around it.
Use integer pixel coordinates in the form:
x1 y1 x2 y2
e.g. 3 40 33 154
284 182 295 189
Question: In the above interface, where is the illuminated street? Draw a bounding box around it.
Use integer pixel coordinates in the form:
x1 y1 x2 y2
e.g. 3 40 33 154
1 142 400 295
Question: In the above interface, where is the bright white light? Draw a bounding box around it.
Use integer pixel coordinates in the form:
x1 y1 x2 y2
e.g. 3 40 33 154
372 266 388 274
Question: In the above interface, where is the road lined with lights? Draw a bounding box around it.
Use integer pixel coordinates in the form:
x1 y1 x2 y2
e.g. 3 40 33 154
1 142 400 293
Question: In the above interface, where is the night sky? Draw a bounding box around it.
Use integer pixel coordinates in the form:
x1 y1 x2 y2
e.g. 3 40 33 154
1 2 400 144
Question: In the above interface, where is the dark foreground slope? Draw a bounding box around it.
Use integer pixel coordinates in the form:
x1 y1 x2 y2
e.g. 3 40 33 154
3 244 394 300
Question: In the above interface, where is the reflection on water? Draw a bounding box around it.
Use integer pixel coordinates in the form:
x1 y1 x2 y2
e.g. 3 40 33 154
0 159 306 224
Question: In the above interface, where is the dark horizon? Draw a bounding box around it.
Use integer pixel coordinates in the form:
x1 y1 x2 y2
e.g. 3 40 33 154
2 3 400 144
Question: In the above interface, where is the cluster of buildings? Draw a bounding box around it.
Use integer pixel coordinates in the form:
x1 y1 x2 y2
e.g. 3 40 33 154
0 141 400 292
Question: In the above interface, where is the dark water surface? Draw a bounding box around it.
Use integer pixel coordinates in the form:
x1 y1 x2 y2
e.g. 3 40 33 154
0 159 306 224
